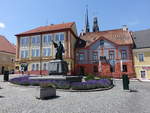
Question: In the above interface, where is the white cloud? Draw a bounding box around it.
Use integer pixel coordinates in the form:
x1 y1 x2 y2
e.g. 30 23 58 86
0 22 5 29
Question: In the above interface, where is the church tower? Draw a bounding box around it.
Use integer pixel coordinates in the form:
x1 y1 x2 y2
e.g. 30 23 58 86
92 17 99 32
84 6 90 33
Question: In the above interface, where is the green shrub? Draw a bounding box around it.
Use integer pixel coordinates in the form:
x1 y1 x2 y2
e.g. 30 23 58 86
54 81 70 89
31 83 39 86
99 76 113 80
94 76 101 80
84 73 95 81
19 82 30 86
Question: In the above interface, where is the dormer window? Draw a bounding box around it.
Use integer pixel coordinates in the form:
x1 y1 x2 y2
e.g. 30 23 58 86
100 40 104 46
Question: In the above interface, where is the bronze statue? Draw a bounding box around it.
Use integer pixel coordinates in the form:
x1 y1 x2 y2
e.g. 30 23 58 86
52 41 65 60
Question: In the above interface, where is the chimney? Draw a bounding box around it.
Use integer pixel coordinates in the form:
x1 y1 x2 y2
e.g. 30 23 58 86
122 25 128 31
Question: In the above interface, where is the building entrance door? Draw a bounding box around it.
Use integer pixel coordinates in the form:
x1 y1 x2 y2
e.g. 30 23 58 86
141 70 146 78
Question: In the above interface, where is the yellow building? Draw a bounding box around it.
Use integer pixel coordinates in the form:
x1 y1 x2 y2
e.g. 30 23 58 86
133 29 150 80
15 22 78 75
0 35 16 74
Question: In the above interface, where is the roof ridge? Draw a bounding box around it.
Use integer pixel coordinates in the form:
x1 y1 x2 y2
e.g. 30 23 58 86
83 29 123 35
16 22 75 36
41 22 75 27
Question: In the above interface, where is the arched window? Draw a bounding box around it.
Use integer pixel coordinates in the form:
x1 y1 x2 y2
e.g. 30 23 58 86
43 63 47 70
36 64 39 70
32 64 35 71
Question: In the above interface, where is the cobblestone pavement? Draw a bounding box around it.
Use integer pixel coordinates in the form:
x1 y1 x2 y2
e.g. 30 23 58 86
0 75 150 113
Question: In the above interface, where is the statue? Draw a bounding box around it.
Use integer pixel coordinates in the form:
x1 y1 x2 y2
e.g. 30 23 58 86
52 41 65 60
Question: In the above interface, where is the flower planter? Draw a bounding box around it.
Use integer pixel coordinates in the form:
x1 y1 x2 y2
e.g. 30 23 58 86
36 87 56 99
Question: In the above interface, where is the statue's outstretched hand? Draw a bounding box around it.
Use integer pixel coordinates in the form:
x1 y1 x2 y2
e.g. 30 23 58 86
52 40 58 48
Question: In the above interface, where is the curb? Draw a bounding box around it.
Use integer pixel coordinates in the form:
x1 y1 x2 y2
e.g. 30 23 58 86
57 85 114 92
137 79 150 82
114 79 139 82
8 82 114 92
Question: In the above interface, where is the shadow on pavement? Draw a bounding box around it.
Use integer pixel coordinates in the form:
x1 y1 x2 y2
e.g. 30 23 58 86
36 95 60 100
130 89 138 92
0 96 4 98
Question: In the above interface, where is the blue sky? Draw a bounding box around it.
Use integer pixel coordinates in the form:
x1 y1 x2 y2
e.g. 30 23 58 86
0 0 150 44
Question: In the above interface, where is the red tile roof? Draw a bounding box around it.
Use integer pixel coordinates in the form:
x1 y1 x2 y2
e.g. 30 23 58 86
0 35 16 54
16 22 75 36
80 29 133 47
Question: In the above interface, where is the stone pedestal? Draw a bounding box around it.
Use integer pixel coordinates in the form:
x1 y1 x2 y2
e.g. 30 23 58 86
48 60 68 75
36 87 56 99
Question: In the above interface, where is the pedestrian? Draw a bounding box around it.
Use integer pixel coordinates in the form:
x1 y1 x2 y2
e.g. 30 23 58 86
21 66 24 75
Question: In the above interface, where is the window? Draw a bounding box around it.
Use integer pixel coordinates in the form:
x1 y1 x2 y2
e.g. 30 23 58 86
36 64 39 70
109 60 115 72
55 33 64 42
110 65 115 72
121 50 127 59
31 36 40 46
141 70 146 78
32 64 35 71
93 65 98 73
93 52 98 61
20 37 29 47
43 34 52 44
60 33 64 41
32 49 40 57
138 54 144 62
79 53 85 61
100 56 106 61
20 50 28 58
36 49 39 56
43 48 51 56
25 51 28 58
109 51 115 60
43 63 47 70
21 51 24 58
100 40 104 46
122 65 127 72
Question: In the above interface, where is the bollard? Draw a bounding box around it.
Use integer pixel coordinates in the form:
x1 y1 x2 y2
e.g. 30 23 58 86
122 74 129 90
4 71 9 81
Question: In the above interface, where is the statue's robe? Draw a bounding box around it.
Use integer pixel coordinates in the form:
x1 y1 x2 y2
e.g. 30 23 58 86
53 41 65 60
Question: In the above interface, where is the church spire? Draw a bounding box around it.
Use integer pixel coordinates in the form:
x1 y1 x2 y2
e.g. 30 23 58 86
84 5 90 33
93 17 99 32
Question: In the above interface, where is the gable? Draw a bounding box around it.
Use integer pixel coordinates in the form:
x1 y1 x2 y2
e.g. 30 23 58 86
80 29 133 48
89 38 116 50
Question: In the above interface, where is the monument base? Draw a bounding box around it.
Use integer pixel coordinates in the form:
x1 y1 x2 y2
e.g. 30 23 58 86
31 59 82 83
48 60 68 75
